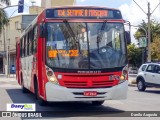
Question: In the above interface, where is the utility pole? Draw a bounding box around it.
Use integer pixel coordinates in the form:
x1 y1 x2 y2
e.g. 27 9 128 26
147 2 151 62
133 0 160 62
2 26 7 75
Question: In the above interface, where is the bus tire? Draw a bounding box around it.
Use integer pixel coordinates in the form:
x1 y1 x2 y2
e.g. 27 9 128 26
21 75 28 93
91 100 105 106
34 80 48 106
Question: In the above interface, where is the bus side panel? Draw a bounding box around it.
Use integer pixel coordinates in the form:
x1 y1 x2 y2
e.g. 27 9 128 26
30 53 38 93
36 12 46 99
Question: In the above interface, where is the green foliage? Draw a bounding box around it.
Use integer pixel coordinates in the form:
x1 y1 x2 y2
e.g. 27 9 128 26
0 0 10 6
0 9 9 32
127 43 142 67
134 20 160 61
134 20 160 41
134 20 148 40
0 0 10 33
151 37 160 61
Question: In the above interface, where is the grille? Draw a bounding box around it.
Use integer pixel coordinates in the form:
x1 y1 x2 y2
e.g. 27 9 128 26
63 80 115 88
63 81 87 88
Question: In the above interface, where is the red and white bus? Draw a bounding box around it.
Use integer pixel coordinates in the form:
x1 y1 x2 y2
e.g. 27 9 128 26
16 6 130 106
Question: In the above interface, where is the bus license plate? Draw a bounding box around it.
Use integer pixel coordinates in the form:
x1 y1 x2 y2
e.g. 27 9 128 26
83 91 97 96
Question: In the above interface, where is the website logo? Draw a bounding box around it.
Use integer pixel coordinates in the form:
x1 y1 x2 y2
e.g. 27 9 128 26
7 103 36 111
2 112 11 117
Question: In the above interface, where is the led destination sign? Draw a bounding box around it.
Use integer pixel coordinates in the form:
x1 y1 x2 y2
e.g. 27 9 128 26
46 7 122 19
57 9 108 17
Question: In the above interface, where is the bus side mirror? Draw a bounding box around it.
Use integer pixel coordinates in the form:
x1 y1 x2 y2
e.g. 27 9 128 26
40 23 45 38
125 31 131 45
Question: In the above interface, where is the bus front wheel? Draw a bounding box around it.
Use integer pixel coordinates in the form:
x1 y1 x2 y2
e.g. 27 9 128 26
34 81 48 106
91 100 105 106
21 76 28 93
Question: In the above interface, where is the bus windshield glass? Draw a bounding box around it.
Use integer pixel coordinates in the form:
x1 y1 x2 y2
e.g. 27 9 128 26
46 22 127 69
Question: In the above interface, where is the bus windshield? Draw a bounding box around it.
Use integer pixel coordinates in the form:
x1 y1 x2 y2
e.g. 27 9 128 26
46 22 127 69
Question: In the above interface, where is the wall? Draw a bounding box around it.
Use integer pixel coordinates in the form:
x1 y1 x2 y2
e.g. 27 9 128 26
29 6 44 14
41 0 75 8
0 14 38 74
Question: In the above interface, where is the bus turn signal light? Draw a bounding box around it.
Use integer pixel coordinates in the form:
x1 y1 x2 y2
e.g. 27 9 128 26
47 71 53 76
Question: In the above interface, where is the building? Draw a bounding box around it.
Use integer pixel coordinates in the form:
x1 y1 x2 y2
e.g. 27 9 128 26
0 3 3 8
0 5 41 74
29 6 44 14
0 14 38 74
41 0 75 8
0 2 4 73
0 0 76 74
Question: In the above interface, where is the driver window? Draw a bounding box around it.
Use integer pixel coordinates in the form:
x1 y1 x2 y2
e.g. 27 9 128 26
146 65 154 73
112 29 121 50
154 65 160 73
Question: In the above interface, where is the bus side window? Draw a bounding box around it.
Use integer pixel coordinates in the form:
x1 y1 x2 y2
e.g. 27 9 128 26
27 32 30 56
16 42 17 57
24 36 27 57
29 30 33 55
31 28 34 54
33 25 38 54
20 39 22 57
22 38 24 57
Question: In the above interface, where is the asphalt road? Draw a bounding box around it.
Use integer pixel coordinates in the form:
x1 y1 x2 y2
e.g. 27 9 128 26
0 75 160 120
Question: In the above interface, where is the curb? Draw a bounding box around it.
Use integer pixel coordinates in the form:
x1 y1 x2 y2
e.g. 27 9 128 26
128 84 137 87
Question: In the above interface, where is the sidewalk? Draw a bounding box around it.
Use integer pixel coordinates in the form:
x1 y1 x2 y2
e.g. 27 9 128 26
128 74 137 87
0 74 16 80
0 74 20 88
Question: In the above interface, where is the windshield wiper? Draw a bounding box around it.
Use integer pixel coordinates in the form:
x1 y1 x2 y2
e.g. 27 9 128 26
63 20 81 54
97 20 107 53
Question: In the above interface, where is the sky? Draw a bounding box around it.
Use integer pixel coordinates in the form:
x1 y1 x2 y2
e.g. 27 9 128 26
3 0 160 43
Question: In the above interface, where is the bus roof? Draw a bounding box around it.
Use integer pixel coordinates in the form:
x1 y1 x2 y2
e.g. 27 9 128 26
20 16 38 38
45 6 120 10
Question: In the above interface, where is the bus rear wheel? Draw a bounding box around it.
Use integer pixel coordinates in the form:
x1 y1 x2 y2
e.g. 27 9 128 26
91 100 105 106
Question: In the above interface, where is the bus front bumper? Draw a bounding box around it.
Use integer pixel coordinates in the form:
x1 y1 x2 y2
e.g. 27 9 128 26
45 81 128 102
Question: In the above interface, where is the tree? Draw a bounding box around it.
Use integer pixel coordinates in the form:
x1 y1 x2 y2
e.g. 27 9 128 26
127 43 142 67
134 20 160 61
0 0 10 5
134 20 160 41
151 37 160 61
134 20 148 40
0 0 11 33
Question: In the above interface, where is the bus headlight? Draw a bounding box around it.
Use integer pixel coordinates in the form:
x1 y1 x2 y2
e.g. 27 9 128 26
49 76 59 85
120 75 125 80
119 65 128 84
46 66 59 85
119 75 125 84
